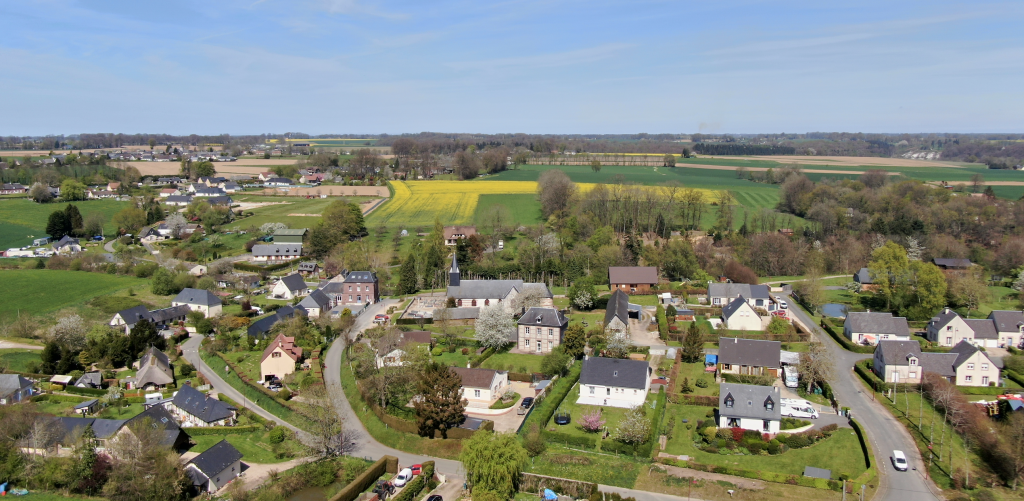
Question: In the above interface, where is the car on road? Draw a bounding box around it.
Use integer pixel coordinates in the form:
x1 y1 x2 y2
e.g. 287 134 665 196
426 496 443 501
892 450 908 471
374 314 390 324
521 397 534 409
394 468 413 487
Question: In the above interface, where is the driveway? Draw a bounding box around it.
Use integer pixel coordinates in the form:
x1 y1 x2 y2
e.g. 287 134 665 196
0 341 42 350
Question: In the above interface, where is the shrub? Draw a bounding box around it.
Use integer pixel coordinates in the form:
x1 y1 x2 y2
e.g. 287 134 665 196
766 442 781 454
745 440 764 454
695 378 708 388
279 389 292 401
731 427 745 442
461 347 469 355
785 434 810 449
268 426 287 444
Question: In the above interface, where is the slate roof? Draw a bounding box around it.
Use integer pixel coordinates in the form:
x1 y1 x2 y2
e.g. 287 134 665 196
274 228 308 237
127 405 187 448
55 416 127 441
933 258 973 269
437 307 479 320
298 262 319 272
579 357 651 390
722 296 755 319
172 288 222 307
265 177 294 184
718 337 781 369
261 333 303 364
604 289 630 327
719 383 781 421
298 289 331 310
165 195 193 204
148 305 191 324
845 312 910 337
854 268 873 284
206 196 233 206
52 235 80 250
343 270 376 283
172 384 235 424
948 340 993 369
918 353 959 377
252 244 303 257
875 340 922 366
187 440 243 483
447 279 551 300
708 283 771 300
965 319 998 339
929 308 961 331
278 273 307 292
0 375 33 398
74 399 98 410
517 307 568 328
608 266 659 285
75 372 103 388
990 311 1024 333
450 367 502 389
115 305 150 324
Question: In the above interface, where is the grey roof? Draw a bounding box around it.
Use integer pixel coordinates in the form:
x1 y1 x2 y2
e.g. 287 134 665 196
266 177 293 184
604 289 630 327
206 196 233 206
447 279 550 300
918 353 959 377
708 283 771 300
128 405 186 448
579 357 651 390
187 439 243 480
343 271 377 283
136 347 174 387
990 311 1024 333
437 307 479 320
91 418 129 439
165 195 193 203
948 339 992 369
172 288 222 307
933 258 972 269
804 466 832 480
172 385 235 424
278 273 307 292
844 312 910 337
318 281 346 295
517 307 567 328
298 289 331 310
719 383 781 421
194 188 225 196
0 375 33 396
608 266 659 285
252 243 302 257
52 235 80 249
717 337 781 369
965 319 998 339
75 372 103 388
298 262 318 272
148 305 191 324
74 399 98 410
929 308 960 331
115 305 150 324
875 340 922 366
274 228 308 236
722 296 755 319
854 268 873 284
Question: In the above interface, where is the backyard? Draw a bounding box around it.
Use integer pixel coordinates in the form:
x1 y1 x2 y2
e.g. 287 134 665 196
546 383 657 446
190 429 304 464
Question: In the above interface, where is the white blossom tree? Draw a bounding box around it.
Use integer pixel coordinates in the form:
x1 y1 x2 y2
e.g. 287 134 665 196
906 237 925 261
475 305 515 350
165 213 189 239
572 290 593 310
605 329 632 358
49 314 86 350
615 405 651 445
1013 270 1024 292
260 222 287 236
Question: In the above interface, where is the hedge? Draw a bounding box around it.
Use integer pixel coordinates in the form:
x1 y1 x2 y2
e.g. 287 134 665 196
186 425 263 436
470 347 496 368
957 385 1010 395
679 395 718 407
636 387 668 459
854 359 919 393
1006 370 1024 388
508 372 533 382
656 304 668 340
64 386 107 397
662 458 856 492
849 418 872 469
541 430 597 450
330 455 395 501
31 394 90 403
233 258 301 273
392 461 434 501
820 318 874 354
523 363 581 433
600 440 637 456
396 318 433 325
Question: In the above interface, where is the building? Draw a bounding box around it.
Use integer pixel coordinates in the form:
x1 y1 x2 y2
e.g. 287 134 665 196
260 333 303 382
708 283 771 309
133 347 174 390
52 235 82 255
451 367 509 406
853 268 879 292
718 383 781 434
576 356 652 408
989 310 1024 348
721 296 762 331
516 307 568 354
933 258 973 271
608 266 659 294
443 226 477 246
165 384 237 427
0 375 34 405
337 271 379 306
873 340 998 386
186 440 244 493
251 243 302 262
273 228 308 244
604 289 630 335
265 177 294 187
246 305 305 338
109 304 190 334
843 311 911 346
947 341 1001 386
375 331 432 368
927 307 1000 348
718 338 781 377
272 274 308 300
297 262 320 276
171 288 223 317
446 254 552 310
74 372 103 389
164 195 193 206
297 288 333 318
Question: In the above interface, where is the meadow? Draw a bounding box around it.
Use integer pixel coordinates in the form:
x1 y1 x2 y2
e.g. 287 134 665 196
227 195 376 231
0 199 130 249
0 270 150 318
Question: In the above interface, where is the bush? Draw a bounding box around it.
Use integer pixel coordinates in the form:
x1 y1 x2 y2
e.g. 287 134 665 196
766 442 781 454
695 378 709 388
785 434 810 449
268 426 287 444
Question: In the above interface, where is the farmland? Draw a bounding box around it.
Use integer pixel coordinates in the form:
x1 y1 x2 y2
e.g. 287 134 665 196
0 198 130 249
0 270 150 318
227 194 379 231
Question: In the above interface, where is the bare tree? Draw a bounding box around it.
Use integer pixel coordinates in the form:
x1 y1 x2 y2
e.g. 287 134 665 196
1003 412 1024 490
537 169 577 218
303 384 346 459
798 341 834 394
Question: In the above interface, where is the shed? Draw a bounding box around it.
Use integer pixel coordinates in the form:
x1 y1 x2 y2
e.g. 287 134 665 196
74 399 99 415
50 375 74 387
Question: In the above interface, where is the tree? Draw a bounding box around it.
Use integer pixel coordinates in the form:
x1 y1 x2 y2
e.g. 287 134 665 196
396 251 419 295
1003 412 1024 490
102 418 190 501
83 212 105 238
150 268 176 295
49 314 86 351
413 362 466 438
868 241 910 311
971 173 985 193
577 409 606 432
40 342 61 374
681 321 704 363
590 159 601 172
112 206 146 235
794 268 825 311
193 161 216 179
165 213 188 239
307 200 366 258
523 424 546 457
540 347 571 376
537 169 577 218
798 341 835 394
460 431 528 500
475 305 515 350
663 154 676 167
64 204 84 233
60 179 87 201
906 261 947 317
71 425 107 494
127 320 165 359
615 405 651 445
29 182 53 203
948 270 990 315
766 316 796 342
45 209 71 239
605 329 632 358
562 324 586 359
567 279 598 311
303 384 346 458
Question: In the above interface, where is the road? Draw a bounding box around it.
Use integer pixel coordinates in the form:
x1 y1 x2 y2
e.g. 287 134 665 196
781 292 942 501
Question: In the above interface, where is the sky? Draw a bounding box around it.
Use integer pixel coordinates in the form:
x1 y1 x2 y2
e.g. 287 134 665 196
1 0 1022 135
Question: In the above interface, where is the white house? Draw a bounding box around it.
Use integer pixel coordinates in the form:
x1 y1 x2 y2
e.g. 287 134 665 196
51 236 82 255
843 311 911 346
708 283 772 309
185 440 243 493
576 357 652 408
297 289 332 318
252 244 302 262
718 383 781 435
375 331 432 368
721 296 762 331
164 384 236 427
927 308 999 348
990 311 1024 348
873 339 1001 387
272 274 308 300
450 367 509 406
171 288 223 317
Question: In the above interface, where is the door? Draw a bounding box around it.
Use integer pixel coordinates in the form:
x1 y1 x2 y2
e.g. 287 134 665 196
890 371 900 383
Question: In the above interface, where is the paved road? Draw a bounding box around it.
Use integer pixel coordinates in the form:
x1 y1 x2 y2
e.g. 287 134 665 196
782 293 942 501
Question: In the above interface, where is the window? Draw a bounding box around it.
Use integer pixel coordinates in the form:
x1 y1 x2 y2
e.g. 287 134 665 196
457 299 463 306
548 341 553 349
548 329 553 337
946 337 952 344
982 364 989 370
728 418 740 427
983 376 990 385
471 300 477 306
967 363 975 370
947 326 953 331
909 358 917 366
272 352 281 358
908 372 917 379
765 400 774 410
590 386 595 395
348 295 353 301
474 389 481 397
723 364 732 370
606 388 611 395
713 298 721 305
525 340 530 347
525 327 530 335
537 343 541 352
357 295 362 302
763 420 771 432
725 396 734 408
348 286 352 291
965 375 973 382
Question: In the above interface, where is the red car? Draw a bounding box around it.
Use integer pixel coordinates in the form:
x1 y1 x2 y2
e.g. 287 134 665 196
410 464 422 475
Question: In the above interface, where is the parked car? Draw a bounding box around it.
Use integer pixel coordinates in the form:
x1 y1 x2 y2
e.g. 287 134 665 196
410 464 422 475
426 496 443 501
892 450 908 471
780 398 818 419
783 366 799 388
521 397 535 409
393 468 413 487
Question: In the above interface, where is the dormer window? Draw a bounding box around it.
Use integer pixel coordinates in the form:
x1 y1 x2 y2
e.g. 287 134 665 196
725 394 734 408
765 397 775 411
909 358 917 366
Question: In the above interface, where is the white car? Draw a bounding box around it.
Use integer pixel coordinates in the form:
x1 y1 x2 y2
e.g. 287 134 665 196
892 450 908 471
393 468 413 487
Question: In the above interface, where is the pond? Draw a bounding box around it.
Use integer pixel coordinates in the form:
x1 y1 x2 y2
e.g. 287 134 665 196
821 303 848 318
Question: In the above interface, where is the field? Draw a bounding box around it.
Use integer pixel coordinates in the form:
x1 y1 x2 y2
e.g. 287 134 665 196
128 159 298 177
0 349 41 372
227 195 376 231
474 194 543 227
0 269 150 318
0 199 130 249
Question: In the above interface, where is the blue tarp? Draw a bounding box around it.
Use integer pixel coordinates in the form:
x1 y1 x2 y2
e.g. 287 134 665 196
705 354 718 364
544 489 558 500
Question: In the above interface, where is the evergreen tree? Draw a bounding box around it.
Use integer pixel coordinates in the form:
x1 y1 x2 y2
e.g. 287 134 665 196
46 209 71 239
128 319 165 359
40 342 61 374
72 425 102 494
562 323 586 359
413 362 466 438
397 251 419 295
681 321 704 363
64 204 84 233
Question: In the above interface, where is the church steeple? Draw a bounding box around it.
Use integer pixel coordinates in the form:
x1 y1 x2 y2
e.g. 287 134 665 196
449 252 460 287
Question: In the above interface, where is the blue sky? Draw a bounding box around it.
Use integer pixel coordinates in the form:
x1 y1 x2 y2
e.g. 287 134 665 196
1 0 1021 135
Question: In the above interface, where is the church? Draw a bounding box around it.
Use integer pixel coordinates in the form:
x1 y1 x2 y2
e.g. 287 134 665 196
445 254 554 310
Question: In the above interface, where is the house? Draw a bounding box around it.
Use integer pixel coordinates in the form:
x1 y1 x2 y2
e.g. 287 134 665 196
52 235 82 254
186 440 244 493
297 289 333 318
337 271 379 306
260 333 303 382
272 274 308 300
446 254 552 310
133 347 174 390
872 339 997 386
843 311 911 346
252 243 303 262
139 226 163 242
0 183 27 195
576 356 652 408
221 182 241 192
246 305 305 338
172 288 223 317
109 304 190 334
300 173 325 184
988 310 1024 348
273 228 307 244
265 177 294 187
207 195 233 206
604 289 630 335
375 330 432 368
297 262 320 276
159 188 179 197
722 296 762 331
608 267 659 294
165 384 236 427
164 195 193 206
948 341 1001 386
0 375 34 405
443 226 477 246
107 182 121 191
190 264 208 276
933 258 973 271
258 172 276 181
517 307 568 354
927 307 998 348
708 283 771 309
718 338 781 377
74 372 103 389
451 367 509 406
718 383 781 434
853 268 879 292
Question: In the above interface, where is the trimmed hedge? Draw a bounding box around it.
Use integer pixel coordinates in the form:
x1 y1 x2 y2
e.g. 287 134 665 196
234 258 301 273
396 318 434 325
470 347 496 368
508 372 533 382
330 455 395 501
64 386 107 397
820 318 874 354
524 363 581 432
957 385 1010 395
31 394 90 403
392 461 434 501
656 304 668 340
541 430 597 450
849 418 872 469
679 395 718 407
186 425 262 436
1006 370 1024 388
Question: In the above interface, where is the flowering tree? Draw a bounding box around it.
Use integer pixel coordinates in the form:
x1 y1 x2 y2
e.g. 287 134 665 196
572 290 593 310
49 314 86 350
577 409 606 433
605 329 632 358
475 305 515 350
615 405 651 445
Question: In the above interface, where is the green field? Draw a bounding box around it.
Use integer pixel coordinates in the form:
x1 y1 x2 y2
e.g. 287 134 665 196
0 349 41 372
0 199 130 249
0 269 150 318
227 194 377 231
474 194 543 227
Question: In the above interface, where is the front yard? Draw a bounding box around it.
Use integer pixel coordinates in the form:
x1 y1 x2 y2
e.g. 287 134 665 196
546 383 657 442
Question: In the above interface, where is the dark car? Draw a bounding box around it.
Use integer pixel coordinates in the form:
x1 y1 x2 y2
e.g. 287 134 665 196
426 496 443 501
521 397 535 408
554 411 571 425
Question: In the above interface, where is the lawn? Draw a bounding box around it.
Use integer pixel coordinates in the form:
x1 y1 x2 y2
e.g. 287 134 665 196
432 350 471 368
548 383 657 447
474 193 543 228
226 194 376 232
221 350 264 382
0 198 130 249
479 352 545 374
0 269 151 318
525 445 642 488
190 431 303 464
0 349 41 372
674 362 717 396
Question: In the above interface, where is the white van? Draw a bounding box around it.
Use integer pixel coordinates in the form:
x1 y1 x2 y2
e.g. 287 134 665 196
781 398 819 419
892 450 908 471
783 366 799 388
